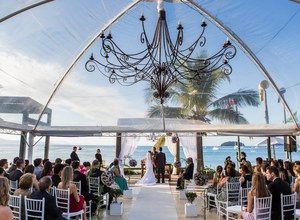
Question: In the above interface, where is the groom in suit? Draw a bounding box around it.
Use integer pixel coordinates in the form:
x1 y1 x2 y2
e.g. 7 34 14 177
155 147 166 183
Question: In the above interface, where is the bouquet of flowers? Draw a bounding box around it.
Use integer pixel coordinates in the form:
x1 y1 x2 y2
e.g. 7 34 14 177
193 170 208 186
173 161 181 168
101 171 114 186
129 159 137 167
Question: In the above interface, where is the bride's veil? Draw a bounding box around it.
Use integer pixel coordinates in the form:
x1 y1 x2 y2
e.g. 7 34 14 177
146 151 153 169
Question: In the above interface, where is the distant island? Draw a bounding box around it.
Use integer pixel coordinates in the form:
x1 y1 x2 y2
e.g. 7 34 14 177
221 141 245 146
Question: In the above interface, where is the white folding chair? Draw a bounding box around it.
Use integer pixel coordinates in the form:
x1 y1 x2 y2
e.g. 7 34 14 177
253 195 272 220
10 180 18 194
207 184 219 210
24 196 45 220
49 186 56 197
8 194 22 220
226 187 251 219
72 180 92 220
295 209 300 219
89 176 100 195
71 180 82 194
217 182 241 219
55 188 84 220
281 193 296 220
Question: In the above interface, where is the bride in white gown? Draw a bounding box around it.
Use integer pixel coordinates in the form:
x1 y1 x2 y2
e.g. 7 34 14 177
136 151 157 185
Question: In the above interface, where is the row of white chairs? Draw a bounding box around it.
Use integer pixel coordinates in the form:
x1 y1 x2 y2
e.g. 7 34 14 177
207 181 252 210
213 181 300 220
8 176 109 220
9 187 86 220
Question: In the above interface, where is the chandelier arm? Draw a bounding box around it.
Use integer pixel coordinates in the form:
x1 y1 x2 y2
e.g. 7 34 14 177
86 5 237 105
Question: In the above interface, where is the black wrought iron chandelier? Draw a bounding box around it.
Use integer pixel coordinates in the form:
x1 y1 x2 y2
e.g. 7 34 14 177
85 1 236 104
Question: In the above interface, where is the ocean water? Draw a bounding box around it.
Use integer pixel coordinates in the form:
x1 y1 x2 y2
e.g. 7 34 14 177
0 143 299 169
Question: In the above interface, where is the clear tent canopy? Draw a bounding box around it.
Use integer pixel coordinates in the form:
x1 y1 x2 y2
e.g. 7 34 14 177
0 0 300 138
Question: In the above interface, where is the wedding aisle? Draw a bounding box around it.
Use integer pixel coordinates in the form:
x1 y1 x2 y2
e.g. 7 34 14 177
127 184 178 220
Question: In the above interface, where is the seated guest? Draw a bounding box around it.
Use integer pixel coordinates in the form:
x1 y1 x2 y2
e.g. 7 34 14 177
8 156 19 173
239 165 252 188
239 173 270 219
279 167 289 183
9 159 25 182
55 158 63 165
293 164 300 208
13 173 34 220
71 161 95 203
89 160 113 210
24 164 39 191
52 164 65 187
284 161 295 184
265 166 293 220
176 157 194 189
0 167 4 176
31 176 66 220
64 158 72 166
57 166 87 220
109 159 128 192
80 161 91 175
33 158 43 180
211 165 224 190
0 159 10 179
89 160 101 177
253 157 263 174
0 176 13 220
217 166 237 201
40 161 53 178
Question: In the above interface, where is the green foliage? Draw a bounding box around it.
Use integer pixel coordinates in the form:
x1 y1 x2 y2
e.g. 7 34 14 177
203 167 215 174
185 191 197 204
124 169 137 175
110 188 123 201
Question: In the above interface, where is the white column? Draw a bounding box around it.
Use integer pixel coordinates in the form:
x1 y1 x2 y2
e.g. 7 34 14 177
27 132 34 163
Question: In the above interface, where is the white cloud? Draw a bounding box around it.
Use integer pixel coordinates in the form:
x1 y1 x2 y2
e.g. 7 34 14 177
0 49 146 126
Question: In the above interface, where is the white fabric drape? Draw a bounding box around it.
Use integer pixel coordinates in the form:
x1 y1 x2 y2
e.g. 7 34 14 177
165 136 177 161
118 133 140 177
178 133 197 175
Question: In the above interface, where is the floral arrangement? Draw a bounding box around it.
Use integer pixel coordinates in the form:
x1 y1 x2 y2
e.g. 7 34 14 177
110 188 123 202
171 135 179 143
173 161 181 168
129 159 137 167
193 170 208 186
185 191 197 204
101 171 114 186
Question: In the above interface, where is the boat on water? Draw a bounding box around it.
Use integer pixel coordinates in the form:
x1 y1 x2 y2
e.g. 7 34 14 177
212 146 220 151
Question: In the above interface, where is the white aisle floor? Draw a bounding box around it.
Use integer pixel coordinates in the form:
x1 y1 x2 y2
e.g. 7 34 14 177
127 184 178 220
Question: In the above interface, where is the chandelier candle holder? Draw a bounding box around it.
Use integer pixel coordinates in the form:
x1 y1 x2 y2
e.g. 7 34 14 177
85 1 236 104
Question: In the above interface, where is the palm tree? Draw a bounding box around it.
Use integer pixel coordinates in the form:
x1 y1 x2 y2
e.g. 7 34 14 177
145 70 259 124
145 60 260 170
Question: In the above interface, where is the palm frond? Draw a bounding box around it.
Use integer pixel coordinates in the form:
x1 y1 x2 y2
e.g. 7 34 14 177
146 105 185 118
208 108 249 124
211 89 260 109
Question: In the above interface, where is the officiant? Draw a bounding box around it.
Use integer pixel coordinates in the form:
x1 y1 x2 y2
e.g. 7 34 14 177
176 157 194 189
